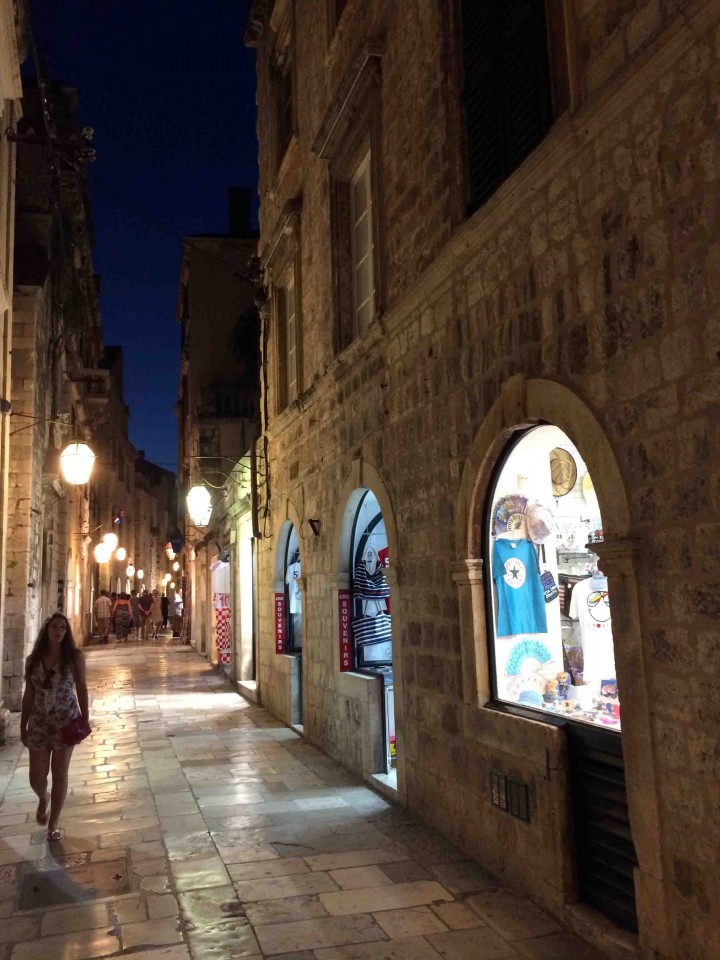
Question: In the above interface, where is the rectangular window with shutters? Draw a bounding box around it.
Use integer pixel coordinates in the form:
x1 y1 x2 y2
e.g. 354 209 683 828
276 61 294 162
350 152 375 337
275 279 300 413
462 0 566 213
271 5 296 171
285 279 298 404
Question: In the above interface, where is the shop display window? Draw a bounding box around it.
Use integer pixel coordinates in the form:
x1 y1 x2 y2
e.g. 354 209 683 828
284 525 302 653
350 490 395 765
486 425 620 731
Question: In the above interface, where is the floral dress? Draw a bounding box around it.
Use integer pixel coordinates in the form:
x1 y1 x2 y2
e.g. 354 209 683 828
112 599 133 639
26 659 81 750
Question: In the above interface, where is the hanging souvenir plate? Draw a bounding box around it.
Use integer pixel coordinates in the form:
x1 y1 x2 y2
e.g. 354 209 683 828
493 494 528 534
549 447 577 497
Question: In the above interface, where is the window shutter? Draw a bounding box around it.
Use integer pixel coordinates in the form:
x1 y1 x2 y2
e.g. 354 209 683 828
501 0 552 172
462 0 552 213
462 1 503 211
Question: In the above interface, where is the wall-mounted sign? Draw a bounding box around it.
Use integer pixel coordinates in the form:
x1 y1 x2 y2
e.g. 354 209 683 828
274 592 285 654
338 589 352 672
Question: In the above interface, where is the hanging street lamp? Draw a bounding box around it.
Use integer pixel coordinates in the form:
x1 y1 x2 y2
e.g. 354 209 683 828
93 542 111 564
103 531 119 551
126 563 136 578
186 485 213 527
137 569 144 581
172 560 179 572
60 442 96 485
115 546 127 562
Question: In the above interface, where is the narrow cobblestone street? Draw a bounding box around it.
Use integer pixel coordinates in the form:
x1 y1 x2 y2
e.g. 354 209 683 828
0 643 605 960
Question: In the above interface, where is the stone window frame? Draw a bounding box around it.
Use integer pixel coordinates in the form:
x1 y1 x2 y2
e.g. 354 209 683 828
312 43 386 356
261 199 303 418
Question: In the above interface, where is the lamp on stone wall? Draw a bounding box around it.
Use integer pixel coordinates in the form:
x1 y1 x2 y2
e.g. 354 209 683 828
137 569 144 581
126 563 136 578
93 542 111 564
102 532 119 551
60 442 96 485
186 485 213 527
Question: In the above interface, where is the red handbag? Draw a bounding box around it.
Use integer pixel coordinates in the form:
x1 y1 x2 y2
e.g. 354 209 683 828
60 716 92 746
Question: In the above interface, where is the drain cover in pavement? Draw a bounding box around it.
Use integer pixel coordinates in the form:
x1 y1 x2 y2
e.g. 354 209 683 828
18 860 129 910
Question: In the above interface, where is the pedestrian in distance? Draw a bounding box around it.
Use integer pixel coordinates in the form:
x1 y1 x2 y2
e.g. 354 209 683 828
161 592 169 629
138 589 153 640
20 613 91 842
94 590 112 643
170 590 184 637
150 589 163 639
112 592 133 643
129 589 140 639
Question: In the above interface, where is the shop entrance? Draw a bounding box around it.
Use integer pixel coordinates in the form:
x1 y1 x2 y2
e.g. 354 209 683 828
485 424 637 929
283 523 303 725
350 490 395 774
211 551 232 673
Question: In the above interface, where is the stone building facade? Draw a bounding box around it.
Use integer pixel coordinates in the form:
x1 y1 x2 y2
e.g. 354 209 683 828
176 190 260 681
247 1 720 958
6 80 107 704
0 0 26 729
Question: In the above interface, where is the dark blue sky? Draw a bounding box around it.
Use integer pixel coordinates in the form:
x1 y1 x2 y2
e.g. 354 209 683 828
30 0 258 473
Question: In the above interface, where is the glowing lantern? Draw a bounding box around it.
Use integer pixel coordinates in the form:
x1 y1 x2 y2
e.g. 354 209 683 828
60 442 96 485
186 485 212 527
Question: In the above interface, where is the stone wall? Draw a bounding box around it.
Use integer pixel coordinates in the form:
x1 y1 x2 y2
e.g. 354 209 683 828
4 287 52 708
252 2 720 957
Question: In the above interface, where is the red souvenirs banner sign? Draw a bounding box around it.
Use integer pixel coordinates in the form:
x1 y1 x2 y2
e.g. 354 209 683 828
274 593 285 654
338 589 352 672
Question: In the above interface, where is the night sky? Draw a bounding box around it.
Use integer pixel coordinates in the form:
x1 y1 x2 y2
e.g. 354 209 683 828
29 0 258 473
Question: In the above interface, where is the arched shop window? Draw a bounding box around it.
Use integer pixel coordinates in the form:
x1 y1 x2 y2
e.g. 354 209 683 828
284 525 302 652
350 489 395 767
486 425 620 730
211 550 232 670
351 491 391 668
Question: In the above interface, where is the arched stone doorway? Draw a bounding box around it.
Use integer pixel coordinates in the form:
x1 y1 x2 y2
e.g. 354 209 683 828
332 458 405 798
274 512 304 728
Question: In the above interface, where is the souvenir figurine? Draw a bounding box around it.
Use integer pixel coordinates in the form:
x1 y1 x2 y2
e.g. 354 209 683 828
543 679 559 703
556 671 571 700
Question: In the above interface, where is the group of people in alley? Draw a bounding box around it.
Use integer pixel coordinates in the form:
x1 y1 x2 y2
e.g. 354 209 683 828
94 587 183 643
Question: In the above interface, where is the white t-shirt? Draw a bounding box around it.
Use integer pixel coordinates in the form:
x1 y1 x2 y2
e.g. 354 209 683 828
569 576 616 683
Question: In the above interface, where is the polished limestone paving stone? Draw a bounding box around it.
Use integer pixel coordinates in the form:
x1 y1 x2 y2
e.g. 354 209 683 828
0 642 607 960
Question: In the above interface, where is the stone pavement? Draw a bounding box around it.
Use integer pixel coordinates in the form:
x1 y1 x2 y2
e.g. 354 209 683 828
0 642 606 960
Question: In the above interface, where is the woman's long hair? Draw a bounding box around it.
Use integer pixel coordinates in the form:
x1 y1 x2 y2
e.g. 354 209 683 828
25 613 78 680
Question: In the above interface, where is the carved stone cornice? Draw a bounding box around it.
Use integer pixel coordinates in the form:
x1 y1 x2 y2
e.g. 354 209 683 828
245 0 275 47
311 41 384 159
451 558 484 586
260 197 302 273
590 538 641 577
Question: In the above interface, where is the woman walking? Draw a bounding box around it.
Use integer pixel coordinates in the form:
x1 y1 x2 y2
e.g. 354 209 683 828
112 592 133 643
20 614 91 842
150 589 163 639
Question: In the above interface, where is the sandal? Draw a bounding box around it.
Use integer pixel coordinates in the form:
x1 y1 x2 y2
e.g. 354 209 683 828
36 793 49 826
47 828 64 842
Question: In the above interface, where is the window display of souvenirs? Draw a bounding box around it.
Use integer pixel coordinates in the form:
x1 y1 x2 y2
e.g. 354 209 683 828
487 425 621 731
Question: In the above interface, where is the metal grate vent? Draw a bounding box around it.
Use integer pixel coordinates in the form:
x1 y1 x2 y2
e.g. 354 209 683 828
491 771 530 821
508 779 530 821
491 771 508 810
